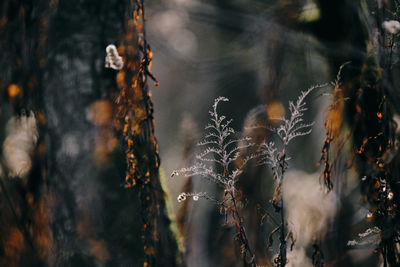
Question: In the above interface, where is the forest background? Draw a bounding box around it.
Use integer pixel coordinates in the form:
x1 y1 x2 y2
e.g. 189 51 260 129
1 0 400 266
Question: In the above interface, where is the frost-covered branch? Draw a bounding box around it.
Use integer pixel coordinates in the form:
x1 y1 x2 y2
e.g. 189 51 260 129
171 96 257 266
172 96 256 190
257 84 323 267
273 84 325 146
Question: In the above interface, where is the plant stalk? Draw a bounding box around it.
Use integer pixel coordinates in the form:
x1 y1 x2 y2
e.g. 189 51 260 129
229 191 257 267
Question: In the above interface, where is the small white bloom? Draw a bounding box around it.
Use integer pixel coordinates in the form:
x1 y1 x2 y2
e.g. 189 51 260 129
382 20 400 34
388 192 394 200
193 195 199 201
367 212 373 219
177 193 187 202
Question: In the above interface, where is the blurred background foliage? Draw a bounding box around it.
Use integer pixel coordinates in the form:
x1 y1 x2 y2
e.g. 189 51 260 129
0 0 400 266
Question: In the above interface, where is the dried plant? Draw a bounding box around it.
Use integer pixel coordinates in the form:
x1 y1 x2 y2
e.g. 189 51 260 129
258 84 326 267
172 96 258 267
319 62 350 192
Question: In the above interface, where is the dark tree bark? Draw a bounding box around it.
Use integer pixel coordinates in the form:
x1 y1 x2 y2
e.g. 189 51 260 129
0 0 180 266
307 1 400 266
